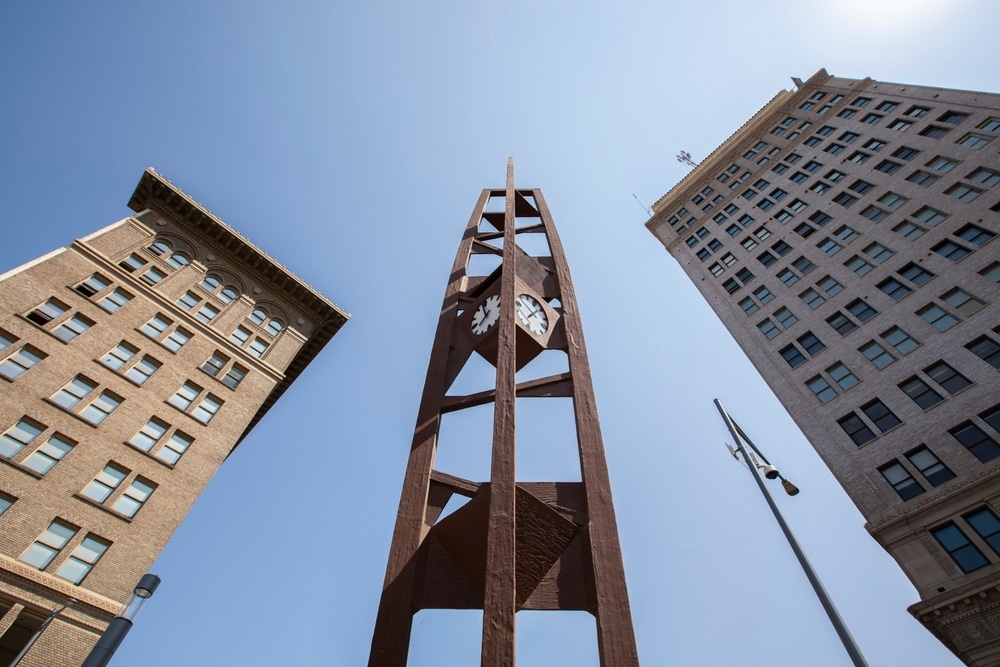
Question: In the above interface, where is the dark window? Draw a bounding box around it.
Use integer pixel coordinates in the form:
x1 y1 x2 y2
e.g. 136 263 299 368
925 361 972 394
982 405 1000 433
696 249 711 262
878 278 912 300
722 279 740 294
850 180 875 194
780 345 806 368
758 252 777 267
794 223 816 238
879 461 924 501
907 446 955 486
798 332 825 355
908 171 938 187
893 146 920 160
862 206 889 222
921 125 949 139
875 160 902 174
899 263 935 286
966 508 1000 556
772 241 792 256
939 111 970 124
846 299 878 322
840 131 860 143
839 413 877 446
931 523 989 573
792 257 815 275
967 336 1000 369
833 192 858 207
957 224 996 247
899 377 944 409
827 312 857 336
951 422 1000 462
932 240 971 262
862 399 901 432
791 171 808 184
736 268 755 283
809 211 832 226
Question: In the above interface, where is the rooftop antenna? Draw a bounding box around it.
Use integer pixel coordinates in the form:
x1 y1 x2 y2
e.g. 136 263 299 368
632 193 652 217
676 150 700 168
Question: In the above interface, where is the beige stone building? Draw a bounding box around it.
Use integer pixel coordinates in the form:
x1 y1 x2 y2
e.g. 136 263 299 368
647 69 1000 666
0 169 348 665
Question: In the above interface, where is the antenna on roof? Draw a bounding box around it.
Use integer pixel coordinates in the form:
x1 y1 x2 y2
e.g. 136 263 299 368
676 150 699 168
632 193 652 217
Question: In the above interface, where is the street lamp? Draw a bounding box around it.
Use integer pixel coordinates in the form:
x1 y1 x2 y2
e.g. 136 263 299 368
714 399 869 667
81 574 160 667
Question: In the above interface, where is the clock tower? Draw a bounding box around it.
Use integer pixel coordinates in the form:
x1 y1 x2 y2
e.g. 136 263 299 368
369 160 638 666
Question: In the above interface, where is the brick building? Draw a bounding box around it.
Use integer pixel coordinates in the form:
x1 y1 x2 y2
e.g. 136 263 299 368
0 169 348 665
646 70 1000 666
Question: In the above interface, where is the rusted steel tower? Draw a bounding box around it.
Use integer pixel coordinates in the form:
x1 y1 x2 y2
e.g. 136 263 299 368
369 160 638 666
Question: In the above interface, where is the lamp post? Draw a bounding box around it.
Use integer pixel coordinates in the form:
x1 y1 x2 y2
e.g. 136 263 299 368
81 574 160 667
714 399 869 667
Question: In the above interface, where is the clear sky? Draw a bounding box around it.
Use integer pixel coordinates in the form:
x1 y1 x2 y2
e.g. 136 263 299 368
1 1 997 665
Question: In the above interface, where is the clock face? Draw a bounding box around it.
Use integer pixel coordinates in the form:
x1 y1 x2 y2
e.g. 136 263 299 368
515 294 548 335
471 294 501 335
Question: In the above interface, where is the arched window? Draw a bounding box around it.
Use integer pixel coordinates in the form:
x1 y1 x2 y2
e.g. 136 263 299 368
200 276 221 292
265 319 284 336
249 308 267 326
219 287 238 304
166 252 190 269
149 241 171 256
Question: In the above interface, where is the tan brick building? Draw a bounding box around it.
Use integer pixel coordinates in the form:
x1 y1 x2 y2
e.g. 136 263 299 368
647 70 1000 666
0 169 348 665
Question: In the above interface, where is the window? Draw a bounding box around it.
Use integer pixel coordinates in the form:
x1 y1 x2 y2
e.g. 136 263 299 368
938 111 968 124
52 314 94 343
124 356 161 385
81 463 127 504
942 288 985 316
863 242 894 263
738 214 755 227
754 226 772 241
100 342 136 371
798 332 825 356
742 189 757 201
805 136 822 148
51 376 95 410
874 160 902 175
141 314 192 352
980 117 1000 132
817 238 842 255
0 346 46 380
983 405 1000 433
780 344 805 367
202 352 229 377
839 131 859 143
777 269 799 287
170 382 223 424
807 376 836 403
770 188 788 201
846 299 878 322
865 138 888 151
878 278 912 301
966 509 1000 557
931 523 988 573
809 182 831 195
753 286 774 304
956 224 996 247
959 134 990 149
893 146 920 160
817 276 843 297
196 303 219 324
838 413 876 446
907 171 938 187
740 238 759 252
906 447 955 486
794 223 815 238
952 422 1000 462
75 274 110 297
932 240 971 262
0 494 12 516
825 143 845 155
849 149 873 163
899 377 943 409
862 113 883 125
177 291 200 311
968 167 1000 186
98 289 132 313
833 193 857 208
967 336 1000 369
980 262 1000 283
863 207 891 226
800 289 825 309
879 462 923 501
827 312 857 336
248 338 270 358
130 418 168 453
860 341 894 369
927 156 958 172
803 160 821 172
709 263 724 277
773 163 789 175
834 226 858 243
119 253 146 272
827 362 858 390
876 100 899 112
141 266 166 286
149 240 190 269
222 364 248 390
758 320 780 339
883 327 919 354
790 171 808 184
845 256 873 276
862 399 901 432
837 108 857 119
945 183 983 202
920 125 949 139
912 206 948 225
79 391 122 425
879 192 907 209
774 307 797 328
887 119 911 131
792 257 815 275
925 361 972 394
726 224 742 237
735 267 754 283
23 435 74 475
0 419 47 461
774 210 794 223
114 478 156 518
893 221 927 240
696 250 711 262
917 304 958 331
26 298 65 326
21 520 76 571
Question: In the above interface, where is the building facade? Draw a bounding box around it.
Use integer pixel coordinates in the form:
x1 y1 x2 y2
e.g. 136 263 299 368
646 70 1000 666
0 169 348 665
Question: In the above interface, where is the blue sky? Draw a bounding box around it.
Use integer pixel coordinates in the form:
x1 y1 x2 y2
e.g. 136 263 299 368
2 1 997 665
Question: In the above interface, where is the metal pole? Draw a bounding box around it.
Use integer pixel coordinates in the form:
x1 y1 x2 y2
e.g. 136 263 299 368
80 618 133 667
8 604 65 667
714 398 870 667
